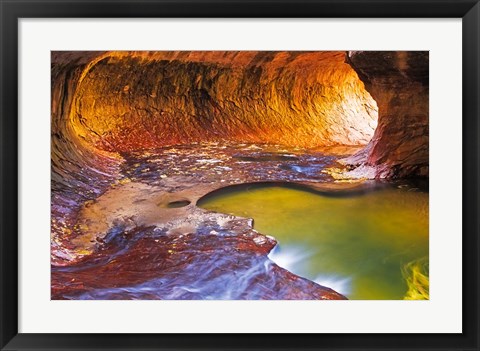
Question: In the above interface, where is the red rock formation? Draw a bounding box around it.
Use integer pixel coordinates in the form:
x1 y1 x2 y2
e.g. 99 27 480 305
68 51 378 152
52 226 347 300
344 51 429 178
50 50 379 264
51 52 122 263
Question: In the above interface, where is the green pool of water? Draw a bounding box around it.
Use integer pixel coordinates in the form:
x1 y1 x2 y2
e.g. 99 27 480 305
198 183 429 300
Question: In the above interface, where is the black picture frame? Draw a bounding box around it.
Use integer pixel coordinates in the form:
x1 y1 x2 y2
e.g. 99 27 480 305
1 0 479 350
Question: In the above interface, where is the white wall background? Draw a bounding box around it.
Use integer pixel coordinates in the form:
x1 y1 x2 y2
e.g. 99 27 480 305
19 18 462 333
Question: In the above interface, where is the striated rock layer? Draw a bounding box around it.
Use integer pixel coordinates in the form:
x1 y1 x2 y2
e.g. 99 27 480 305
343 51 429 178
69 51 378 152
51 52 123 263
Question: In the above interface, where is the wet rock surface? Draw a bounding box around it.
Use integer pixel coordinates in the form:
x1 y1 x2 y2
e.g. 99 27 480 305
52 226 345 300
52 143 360 300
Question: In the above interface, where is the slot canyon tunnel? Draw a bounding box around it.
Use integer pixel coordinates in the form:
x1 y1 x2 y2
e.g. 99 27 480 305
51 51 429 300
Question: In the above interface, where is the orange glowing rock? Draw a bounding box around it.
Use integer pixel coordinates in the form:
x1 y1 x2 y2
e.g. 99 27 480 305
64 51 378 153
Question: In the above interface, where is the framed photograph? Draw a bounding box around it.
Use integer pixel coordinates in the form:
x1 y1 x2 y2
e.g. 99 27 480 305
1 0 478 350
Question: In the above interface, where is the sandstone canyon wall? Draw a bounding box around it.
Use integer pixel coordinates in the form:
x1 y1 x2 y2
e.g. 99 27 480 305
343 51 429 179
65 51 378 152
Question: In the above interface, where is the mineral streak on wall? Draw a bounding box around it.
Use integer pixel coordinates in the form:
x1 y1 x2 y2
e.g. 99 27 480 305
344 51 429 178
67 51 378 152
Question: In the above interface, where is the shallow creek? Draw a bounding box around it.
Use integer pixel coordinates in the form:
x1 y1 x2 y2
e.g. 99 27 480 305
52 143 428 300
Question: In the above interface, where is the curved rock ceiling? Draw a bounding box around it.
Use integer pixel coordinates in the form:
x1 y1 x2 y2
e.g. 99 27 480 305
67 51 378 152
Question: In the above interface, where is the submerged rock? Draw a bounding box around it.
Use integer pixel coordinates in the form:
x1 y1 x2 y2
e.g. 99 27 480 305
52 225 346 300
